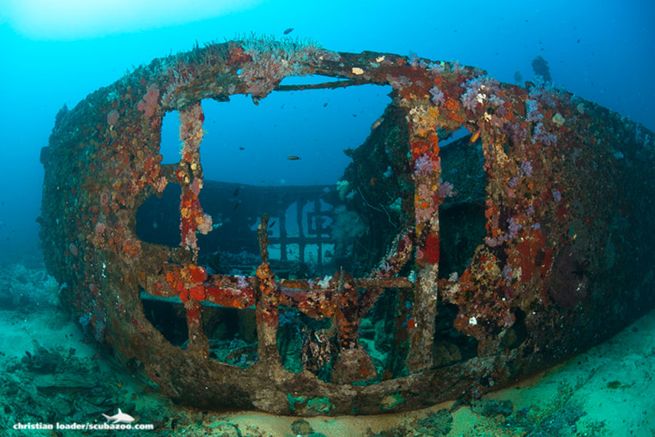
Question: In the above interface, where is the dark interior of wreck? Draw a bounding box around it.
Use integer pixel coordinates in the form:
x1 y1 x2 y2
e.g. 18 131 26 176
133 99 487 382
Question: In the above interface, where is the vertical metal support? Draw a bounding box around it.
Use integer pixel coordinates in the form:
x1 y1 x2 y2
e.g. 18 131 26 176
297 198 305 263
177 102 211 356
331 271 376 383
279 212 287 262
314 197 323 268
407 127 441 372
392 287 412 375
185 300 209 356
178 102 211 263
334 271 359 350
255 215 281 366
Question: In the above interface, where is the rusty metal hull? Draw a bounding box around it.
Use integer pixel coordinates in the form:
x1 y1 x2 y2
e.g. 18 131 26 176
40 39 655 415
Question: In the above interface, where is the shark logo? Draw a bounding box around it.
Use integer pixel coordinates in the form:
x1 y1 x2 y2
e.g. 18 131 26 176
102 408 135 424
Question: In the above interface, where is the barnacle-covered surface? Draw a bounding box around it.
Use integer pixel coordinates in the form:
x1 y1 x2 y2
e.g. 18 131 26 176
40 37 655 415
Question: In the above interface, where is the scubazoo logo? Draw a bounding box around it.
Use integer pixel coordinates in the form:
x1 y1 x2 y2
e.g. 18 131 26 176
102 408 135 425
12 410 154 432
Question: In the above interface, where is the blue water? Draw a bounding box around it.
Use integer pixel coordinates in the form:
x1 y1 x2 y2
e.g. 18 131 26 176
0 0 654 262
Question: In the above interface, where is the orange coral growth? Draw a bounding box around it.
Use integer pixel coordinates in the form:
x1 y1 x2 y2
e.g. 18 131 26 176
121 239 141 258
410 134 439 161
186 265 207 283
420 233 440 265
205 286 255 308
189 285 206 301
510 228 546 283
443 98 465 123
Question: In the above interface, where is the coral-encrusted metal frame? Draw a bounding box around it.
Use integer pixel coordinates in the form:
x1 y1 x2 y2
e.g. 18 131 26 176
40 38 655 415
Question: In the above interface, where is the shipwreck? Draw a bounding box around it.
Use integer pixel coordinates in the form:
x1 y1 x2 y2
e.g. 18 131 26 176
40 38 655 415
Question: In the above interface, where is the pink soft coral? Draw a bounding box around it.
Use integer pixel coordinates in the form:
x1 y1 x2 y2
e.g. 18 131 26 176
137 84 160 119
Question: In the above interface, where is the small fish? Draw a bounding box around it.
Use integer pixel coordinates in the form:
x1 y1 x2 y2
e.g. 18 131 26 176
287 155 301 161
323 102 328 108
283 28 294 35
233 187 241 197
239 146 245 151
233 200 242 211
